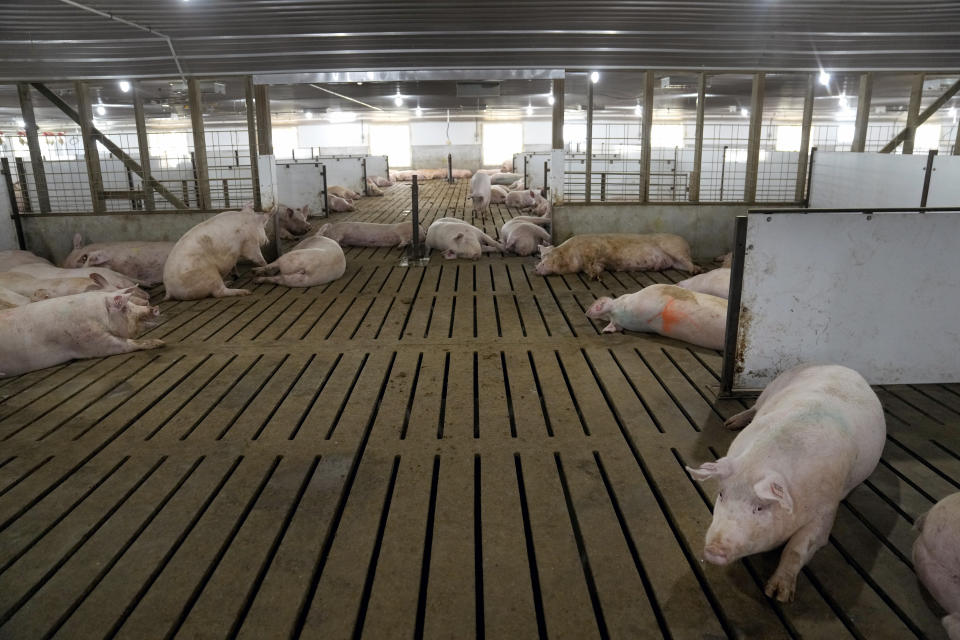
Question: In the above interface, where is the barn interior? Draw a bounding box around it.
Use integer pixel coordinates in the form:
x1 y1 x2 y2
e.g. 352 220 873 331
1 2 959 639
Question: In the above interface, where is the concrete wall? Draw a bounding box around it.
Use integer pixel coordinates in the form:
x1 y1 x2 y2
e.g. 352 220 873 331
412 145 481 170
552 202 768 259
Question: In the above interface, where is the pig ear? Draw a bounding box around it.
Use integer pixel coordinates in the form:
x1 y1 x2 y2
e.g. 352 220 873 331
32 289 51 301
685 457 734 482
454 232 465 242
105 294 127 311
73 232 83 250
302 205 311 216
753 473 794 512
88 273 108 289
86 253 109 267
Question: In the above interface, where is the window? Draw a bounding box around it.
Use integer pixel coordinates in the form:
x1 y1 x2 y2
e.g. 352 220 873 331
914 124 941 153
651 124 685 149
482 122 523 166
272 127 299 159
775 126 802 152
836 124 855 147
369 124 411 167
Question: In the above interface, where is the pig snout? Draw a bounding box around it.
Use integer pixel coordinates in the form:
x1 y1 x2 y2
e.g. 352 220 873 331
703 543 732 565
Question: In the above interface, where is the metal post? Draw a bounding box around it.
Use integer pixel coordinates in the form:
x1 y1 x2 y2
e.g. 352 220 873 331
523 155 529 189
362 158 369 194
255 84 273 156
805 147 818 207
795 73 815 203
223 178 230 208
903 73 925 155
447 153 454 184
321 164 328 215
181 180 189 206
552 78 565 150
188 78 211 209
720 215 749 397
75 81 106 215
640 71 654 203
744 72 765 202
126 169 138 209
245 77 262 211
690 72 706 202
851 72 873 152
585 79 593 204
13 157 31 212
1 158 26 250
920 149 938 206
131 80 156 211
719 145 728 201
410 174 422 260
600 173 606 201
543 160 549 197
16 83 50 214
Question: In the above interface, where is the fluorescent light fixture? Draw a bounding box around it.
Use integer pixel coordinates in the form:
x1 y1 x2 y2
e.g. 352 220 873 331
170 112 179 120
328 110 356 123
590 71 600 83
304 111 314 119
819 70 831 86
547 93 555 105
415 106 423 117
393 87 403 107
96 104 106 116
838 93 849 109
740 107 749 117
366 71 375 80
118 80 130 93
949 106 957 118
526 103 533 116
634 100 642 116
16 118 24 128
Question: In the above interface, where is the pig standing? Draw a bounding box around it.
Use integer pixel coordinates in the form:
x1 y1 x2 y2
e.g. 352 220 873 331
677 268 731 299
365 179 384 196
505 189 538 209
501 216 552 257
328 185 361 201
0 287 29 309
686 364 886 602
63 234 174 286
318 221 425 247
913 492 960 639
0 250 49 271
586 284 726 349
426 218 503 259
489 185 509 204
253 236 345 288
0 289 163 378
470 173 492 214
163 207 271 300
327 194 355 213
535 233 699 279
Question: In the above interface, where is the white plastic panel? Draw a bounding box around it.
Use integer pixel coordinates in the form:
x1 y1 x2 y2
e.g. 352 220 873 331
926 155 960 206
519 152 552 189
363 155 389 182
311 157 365 193
809 151 927 208
275 163 325 215
735 210 960 389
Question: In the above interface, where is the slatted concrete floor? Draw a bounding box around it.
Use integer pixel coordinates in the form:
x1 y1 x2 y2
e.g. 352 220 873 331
1 179 958 639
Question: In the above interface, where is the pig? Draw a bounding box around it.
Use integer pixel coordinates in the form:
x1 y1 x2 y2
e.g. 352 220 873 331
0 250 50 271
475 169 501 176
585 284 726 348
508 179 524 191
0 287 29 309
327 194 355 213
0 270 145 302
63 234 174 286
470 172 492 214
500 159 514 173
9 262 139 290
532 192 552 217
271 203 312 240
426 218 504 259
501 216 552 257
535 233 700 279
162 207 271 300
365 179 384 196
685 364 886 602
715 252 733 268
677 267 731 299
491 172 522 186
318 221 425 247
913 492 960 639
0 289 163 378
505 189 538 209
452 169 473 179
253 236 345 288
328 185 360 201
489 185 509 204
373 176 393 188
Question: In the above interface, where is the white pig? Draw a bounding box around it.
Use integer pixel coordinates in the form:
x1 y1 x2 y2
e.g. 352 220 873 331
470 173 492 214
500 159 514 173
163 207 271 300
318 221 425 247
913 492 960 639
0 249 50 271
0 271 145 303
452 169 473 179
490 172 522 186
426 218 503 260
0 287 29 309
586 284 726 349
253 236 346 288
272 203 312 239
365 179 384 196
373 176 393 188
677 267 731 299
508 179 524 191
63 234 174 286
327 194 355 213
9 262 139 290
535 233 700 279
686 364 886 602
715 252 733 268
501 216 552 257
0 289 163 377
489 185 509 204
505 189 538 209
328 185 360 201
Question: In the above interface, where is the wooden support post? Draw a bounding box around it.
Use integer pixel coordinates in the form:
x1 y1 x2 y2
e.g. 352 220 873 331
17 83 51 213
188 78 211 209
131 80 156 211
744 73 765 202
851 72 873 152
551 78 564 150
75 81 106 214
640 71 654 203
255 84 273 156
690 72 706 202
795 73 815 203
902 73 925 155
955 119 960 156
880 76 960 153
585 79 593 203
244 76 262 211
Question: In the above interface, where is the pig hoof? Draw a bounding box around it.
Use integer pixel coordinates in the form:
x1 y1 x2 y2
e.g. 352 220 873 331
723 407 756 431
764 574 796 603
137 338 165 350
601 322 622 334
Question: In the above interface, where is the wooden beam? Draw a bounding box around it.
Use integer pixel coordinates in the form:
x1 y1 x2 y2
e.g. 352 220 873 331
795 73 815 203
131 80 156 211
188 78 212 209
551 78 564 150
640 71 654 203
585 80 593 203
954 118 960 156
880 75 960 153
690 72 706 202
244 77 262 211
74 81 106 215
255 84 273 156
851 72 873 152
902 73 925 155
744 72 765 202
16 83 51 213
31 83 187 210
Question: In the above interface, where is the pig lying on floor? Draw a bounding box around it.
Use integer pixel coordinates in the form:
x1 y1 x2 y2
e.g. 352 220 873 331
535 233 700 279
63 234 174 286
914 492 960 639
677 267 731 299
426 218 503 259
253 235 345 288
0 289 163 377
500 215 551 257
686 364 886 602
318 221 425 248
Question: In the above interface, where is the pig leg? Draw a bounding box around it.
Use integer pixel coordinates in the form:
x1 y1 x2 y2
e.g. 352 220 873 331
212 282 252 297
479 233 504 252
602 322 622 334
723 407 757 430
584 260 605 280
670 254 702 274
943 614 960 639
765 509 836 602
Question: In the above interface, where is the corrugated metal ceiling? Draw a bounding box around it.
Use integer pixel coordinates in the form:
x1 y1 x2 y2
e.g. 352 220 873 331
2 0 960 81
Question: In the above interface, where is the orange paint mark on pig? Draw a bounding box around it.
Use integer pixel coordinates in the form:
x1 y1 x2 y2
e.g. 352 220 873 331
660 298 688 335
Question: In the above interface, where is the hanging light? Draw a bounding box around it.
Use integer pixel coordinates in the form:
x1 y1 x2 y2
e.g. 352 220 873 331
96 104 106 116
819 70 831 86
415 101 423 117
393 86 403 107
590 71 600 83
304 111 314 119
118 80 131 93
15 118 25 128
948 105 957 119
547 93 555 106
526 102 533 116
838 93 849 109
634 99 642 116
740 107 749 117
